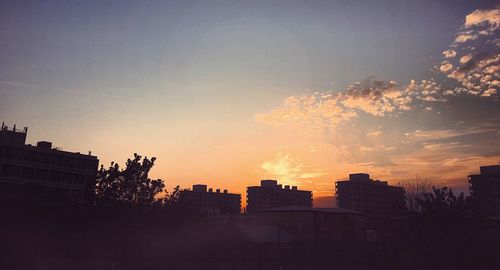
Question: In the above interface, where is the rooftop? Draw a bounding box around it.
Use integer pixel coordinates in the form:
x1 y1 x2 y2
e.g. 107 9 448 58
257 205 361 215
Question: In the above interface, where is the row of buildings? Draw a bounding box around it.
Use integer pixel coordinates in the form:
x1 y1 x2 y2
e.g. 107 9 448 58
1 123 500 220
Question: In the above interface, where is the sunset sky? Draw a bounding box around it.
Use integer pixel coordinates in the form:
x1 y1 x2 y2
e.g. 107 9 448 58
1 0 499 206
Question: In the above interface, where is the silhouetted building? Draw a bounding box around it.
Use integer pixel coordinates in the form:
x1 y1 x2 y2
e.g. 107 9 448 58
469 165 500 217
0 123 98 202
179 184 241 214
246 180 312 213
336 173 404 227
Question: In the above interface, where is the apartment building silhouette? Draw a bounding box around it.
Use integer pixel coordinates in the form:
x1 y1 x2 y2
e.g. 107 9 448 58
0 123 98 202
469 165 500 217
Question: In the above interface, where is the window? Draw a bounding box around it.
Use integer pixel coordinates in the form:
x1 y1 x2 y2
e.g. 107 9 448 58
74 174 85 185
24 151 37 163
77 159 87 169
64 157 75 168
38 153 50 165
36 169 48 182
61 172 73 184
8 165 19 178
49 171 60 182
22 167 35 180
52 155 63 166
87 159 98 170
0 164 8 177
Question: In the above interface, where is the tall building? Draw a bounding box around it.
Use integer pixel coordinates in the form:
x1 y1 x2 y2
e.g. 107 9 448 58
179 184 241 214
0 123 99 202
468 165 500 217
335 173 404 225
246 180 312 213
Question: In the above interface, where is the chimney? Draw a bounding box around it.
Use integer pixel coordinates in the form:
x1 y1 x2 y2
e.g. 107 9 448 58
216 189 220 193
292 186 297 190
37 141 52 150
193 184 207 192
223 189 228 194
284 185 290 190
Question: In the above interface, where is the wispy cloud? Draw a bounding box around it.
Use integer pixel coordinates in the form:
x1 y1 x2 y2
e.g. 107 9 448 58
0 80 41 89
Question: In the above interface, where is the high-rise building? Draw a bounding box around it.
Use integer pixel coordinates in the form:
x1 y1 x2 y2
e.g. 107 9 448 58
468 165 500 217
0 123 99 202
335 173 404 225
246 180 312 213
179 184 241 214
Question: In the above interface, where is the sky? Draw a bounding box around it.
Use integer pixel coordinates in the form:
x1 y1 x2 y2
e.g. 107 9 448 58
1 0 499 207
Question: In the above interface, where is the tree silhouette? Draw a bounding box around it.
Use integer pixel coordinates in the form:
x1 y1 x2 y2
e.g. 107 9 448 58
399 177 431 214
416 186 473 217
95 153 165 205
162 185 181 206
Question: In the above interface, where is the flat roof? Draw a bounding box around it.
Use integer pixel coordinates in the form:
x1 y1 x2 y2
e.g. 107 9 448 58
257 205 362 215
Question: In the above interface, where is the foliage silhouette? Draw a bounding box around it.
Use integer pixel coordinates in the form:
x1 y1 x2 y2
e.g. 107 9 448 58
95 153 165 205
162 185 181 206
415 186 473 218
400 177 431 214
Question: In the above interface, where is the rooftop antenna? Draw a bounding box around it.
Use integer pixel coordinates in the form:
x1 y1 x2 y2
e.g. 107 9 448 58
13 124 16 131
24 127 28 133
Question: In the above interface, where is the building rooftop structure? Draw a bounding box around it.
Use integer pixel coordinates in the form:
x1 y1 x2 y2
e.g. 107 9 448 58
179 184 241 214
246 180 312 213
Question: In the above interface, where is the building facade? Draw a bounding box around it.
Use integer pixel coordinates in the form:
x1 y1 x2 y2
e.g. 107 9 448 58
335 173 404 226
0 123 99 202
246 180 312 213
469 165 500 217
179 184 241 214
254 206 364 246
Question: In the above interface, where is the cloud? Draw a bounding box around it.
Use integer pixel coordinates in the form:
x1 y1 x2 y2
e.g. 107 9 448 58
340 78 412 116
260 152 327 184
454 34 478 43
481 88 497 97
254 5 500 195
443 50 457 58
464 8 500 28
367 130 383 136
439 62 454 72
437 6 500 98
255 78 414 131
254 92 358 131
460 54 473 64
0 80 40 89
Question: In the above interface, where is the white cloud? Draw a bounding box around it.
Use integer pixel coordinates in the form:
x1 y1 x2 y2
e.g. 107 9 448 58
439 62 453 72
443 50 457 58
481 88 497 97
460 54 473 64
454 34 478 43
261 152 327 184
464 8 500 28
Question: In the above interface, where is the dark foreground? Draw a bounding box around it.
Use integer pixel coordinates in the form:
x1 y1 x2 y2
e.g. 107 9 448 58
1 200 499 270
